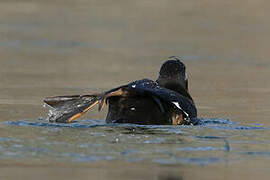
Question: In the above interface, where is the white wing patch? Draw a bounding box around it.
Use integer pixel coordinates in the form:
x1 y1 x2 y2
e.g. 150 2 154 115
172 101 182 110
172 101 189 117
185 72 188 81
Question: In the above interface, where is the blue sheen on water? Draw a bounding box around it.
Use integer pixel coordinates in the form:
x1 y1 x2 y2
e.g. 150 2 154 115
1 118 270 166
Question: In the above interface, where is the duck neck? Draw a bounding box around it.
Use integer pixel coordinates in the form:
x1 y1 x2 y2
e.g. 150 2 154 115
157 79 193 102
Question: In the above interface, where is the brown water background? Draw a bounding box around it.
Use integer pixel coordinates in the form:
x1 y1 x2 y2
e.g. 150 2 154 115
0 0 270 179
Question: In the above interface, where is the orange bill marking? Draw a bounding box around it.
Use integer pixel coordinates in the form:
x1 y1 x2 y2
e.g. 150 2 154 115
172 113 183 125
67 100 99 123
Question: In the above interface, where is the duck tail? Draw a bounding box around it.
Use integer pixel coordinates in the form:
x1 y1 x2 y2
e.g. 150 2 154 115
43 94 103 123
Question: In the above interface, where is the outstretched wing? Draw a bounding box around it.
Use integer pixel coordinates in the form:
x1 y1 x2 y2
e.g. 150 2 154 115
43 87 129 123
44 95 102 123
43 79 196 124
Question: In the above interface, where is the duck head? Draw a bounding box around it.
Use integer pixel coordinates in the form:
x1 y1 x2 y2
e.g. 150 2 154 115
156 56 192 100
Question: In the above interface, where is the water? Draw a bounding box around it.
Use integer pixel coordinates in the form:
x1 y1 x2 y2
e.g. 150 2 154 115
1 0 270 179
1 118 270 179
2 118 270 166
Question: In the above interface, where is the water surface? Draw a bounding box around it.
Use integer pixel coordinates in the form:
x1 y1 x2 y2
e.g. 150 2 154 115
0 0 270 179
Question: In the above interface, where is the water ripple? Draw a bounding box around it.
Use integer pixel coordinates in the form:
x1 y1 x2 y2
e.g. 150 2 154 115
6 118 269 131
2 118 269 165
155 157 224 166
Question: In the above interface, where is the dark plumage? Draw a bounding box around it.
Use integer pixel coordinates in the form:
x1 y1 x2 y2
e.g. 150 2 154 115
44 56 197 125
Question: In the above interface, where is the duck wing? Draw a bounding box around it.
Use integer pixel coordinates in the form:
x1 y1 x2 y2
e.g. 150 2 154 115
123 79 197 120
43 79 196 124
44 94 102 123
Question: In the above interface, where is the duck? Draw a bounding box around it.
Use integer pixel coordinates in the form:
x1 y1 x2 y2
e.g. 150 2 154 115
44 56 197 125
